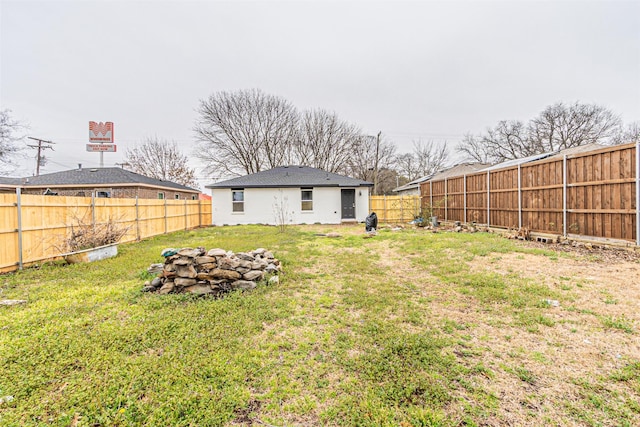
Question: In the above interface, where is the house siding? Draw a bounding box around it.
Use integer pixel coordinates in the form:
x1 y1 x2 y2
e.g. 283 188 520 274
211 186 370 226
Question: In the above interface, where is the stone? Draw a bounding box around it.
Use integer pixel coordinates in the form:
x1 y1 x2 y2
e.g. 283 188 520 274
252 248 266 255
268 275 279 285
162 270 177 279
195 256 217 265
148 263 164 274
231 280 257 290
264 251 275 259
178 248 201 257
175 264 197 278
158 281 175 294
237 259 253 269
196 272 211 280
236 266 251 274
161 248 178 257
151 277 162 287
243 270 264 281
175 277 197 287
251 259 269 270
198 262 217 271
208 269 242 280
173 258 190 266
218 257 240 270
236 252 255 261
142 285 156 293
207 248 227 257
184 284 214 295
265 264 278 273
0 299 27 306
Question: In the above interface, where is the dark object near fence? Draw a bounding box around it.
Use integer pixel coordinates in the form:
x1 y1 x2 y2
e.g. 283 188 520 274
365 212 378 232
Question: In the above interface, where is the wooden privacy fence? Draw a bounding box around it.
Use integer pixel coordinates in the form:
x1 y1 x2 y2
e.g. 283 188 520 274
0 192 212 273
421 142 639 245
369 195 421 224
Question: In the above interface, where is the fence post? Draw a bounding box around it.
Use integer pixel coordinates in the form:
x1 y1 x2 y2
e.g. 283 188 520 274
563 155 568 238
463 174 467 223
636 142 639 246
429 181 433 213
135 196 140 240
16 187 23 270
486 171 490 227
198 199 202 227
184 199 188 230
400 194 403 222
444 178 448 222
518 165 522 230
164 198 168 234
91 191 96 228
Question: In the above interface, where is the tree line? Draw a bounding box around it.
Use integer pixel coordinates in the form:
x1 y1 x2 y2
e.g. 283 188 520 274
1 94 638 194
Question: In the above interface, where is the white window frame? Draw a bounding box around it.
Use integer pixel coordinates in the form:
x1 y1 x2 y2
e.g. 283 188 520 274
301 187 313 211
232 188 244 213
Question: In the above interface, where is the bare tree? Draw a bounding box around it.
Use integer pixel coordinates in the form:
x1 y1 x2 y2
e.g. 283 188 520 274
457 102 624 163
124 137 199 188
0 109 26 175
611 121 640 145
396 140 448 181
294 109 362 173
528 102 621 152
194 89 298 178
343 133 396 195
457 120 532 164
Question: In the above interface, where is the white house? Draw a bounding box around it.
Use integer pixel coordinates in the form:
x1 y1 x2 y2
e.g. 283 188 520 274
206 166 373 226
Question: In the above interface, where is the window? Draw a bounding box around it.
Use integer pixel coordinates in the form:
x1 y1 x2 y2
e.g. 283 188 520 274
232 188 244 212
158 192 165 199
301 188 313 211
174 194 180 200
96 191 110 198
192 195 197 200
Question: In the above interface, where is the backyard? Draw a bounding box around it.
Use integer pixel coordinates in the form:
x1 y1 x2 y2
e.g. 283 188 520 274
0 224 638 426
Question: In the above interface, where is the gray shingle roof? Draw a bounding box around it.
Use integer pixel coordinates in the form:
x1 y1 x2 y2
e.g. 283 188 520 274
0 177 23 186
20 168 199 192
206 166 373 189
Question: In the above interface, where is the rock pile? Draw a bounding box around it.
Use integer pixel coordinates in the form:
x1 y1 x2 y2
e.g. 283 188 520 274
142 247 281 296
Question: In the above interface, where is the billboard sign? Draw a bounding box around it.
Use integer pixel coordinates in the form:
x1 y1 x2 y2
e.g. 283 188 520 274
89 121 114 143
86 144 117 152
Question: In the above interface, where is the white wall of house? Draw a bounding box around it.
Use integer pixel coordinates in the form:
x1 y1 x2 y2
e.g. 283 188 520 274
211 186 370 226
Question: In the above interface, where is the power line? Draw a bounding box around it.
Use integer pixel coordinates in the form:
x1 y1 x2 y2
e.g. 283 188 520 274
27 137 56 176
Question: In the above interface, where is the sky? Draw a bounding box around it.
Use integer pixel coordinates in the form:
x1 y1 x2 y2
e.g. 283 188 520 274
1 0 639 187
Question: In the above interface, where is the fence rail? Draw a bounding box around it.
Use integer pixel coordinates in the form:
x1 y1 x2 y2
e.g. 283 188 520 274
421 142 639 245
0 192 212 273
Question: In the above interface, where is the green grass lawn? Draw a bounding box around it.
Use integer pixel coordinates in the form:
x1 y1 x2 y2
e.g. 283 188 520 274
1 225 638 426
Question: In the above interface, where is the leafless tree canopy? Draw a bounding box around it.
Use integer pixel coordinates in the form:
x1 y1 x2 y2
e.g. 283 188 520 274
194 89 298 178
294 109 362 173
611 121 640 145
343 134 397 194
457 102 625 163
0 109 26 175
395 140 449 181
124 137 199 188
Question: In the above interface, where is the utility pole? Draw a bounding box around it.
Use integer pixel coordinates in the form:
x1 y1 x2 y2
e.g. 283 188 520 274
373 131 381 196
27 137 55 176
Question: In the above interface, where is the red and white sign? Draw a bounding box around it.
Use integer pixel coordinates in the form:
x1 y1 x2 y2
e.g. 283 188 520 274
89 121 114 143
86 144 117 152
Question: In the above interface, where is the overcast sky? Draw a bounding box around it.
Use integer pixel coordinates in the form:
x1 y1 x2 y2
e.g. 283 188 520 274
1 0 639 186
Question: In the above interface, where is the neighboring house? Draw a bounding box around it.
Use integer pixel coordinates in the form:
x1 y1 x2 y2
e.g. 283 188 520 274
0 177 22 194
392 174 434 196
477 144 604 173
12 167 200 199
206 165 373 226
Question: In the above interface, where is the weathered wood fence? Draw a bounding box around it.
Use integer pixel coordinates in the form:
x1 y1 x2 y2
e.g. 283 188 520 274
0 193 212 273
369 195 421 223
421 142 639 245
